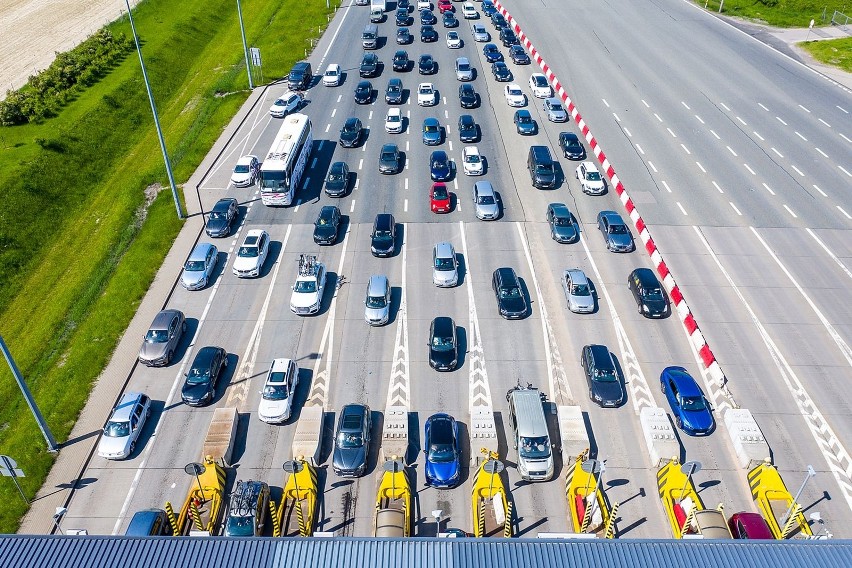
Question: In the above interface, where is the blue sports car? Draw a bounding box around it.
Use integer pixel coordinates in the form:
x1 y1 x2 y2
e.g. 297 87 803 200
424 413 461 487
660 367 715 436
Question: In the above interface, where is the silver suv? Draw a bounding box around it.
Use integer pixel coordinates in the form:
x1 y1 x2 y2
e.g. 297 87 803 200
138 309 186 366
365 275 391 326
473 181 499 220
432 242 459 287
455 57 473 81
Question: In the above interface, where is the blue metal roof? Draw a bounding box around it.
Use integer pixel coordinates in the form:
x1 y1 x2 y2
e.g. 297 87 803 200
1 536 851 568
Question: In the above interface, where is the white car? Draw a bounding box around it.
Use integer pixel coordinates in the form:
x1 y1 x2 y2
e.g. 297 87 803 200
576 161 606 195
529 73 552 98
417 0 431 9
98 392 151 460
233 229 270 278
446 31 462 48
504 84 526 107
230 154 259 187
290 254 327 315
385 108 403 133
258 358 299 423
269 90 302 117
462 146 484 176
418 82 437 106
462 2 477 18
322 63 341 86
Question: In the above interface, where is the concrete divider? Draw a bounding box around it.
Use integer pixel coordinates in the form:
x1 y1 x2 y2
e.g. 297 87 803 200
470 406 498 465
291 406 324 466
724 408 771 469
557 406 589 464
380 405 409 464
640 407 680 467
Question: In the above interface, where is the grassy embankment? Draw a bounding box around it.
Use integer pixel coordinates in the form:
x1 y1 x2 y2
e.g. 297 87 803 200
698 0 848 27
801 36 852 72
0 0 338 532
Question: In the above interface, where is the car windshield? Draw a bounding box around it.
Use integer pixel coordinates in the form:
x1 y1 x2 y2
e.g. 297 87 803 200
458 63 470 71
225 515 255 537
317 216 331 226
104 420 130 438
328 170 345 182
431 335 454 351
609 224 628 234
343 123 358 132
466 154 480 163
420 87 431 94
388 115 400 122
566 140 581 149
534 77 547 86
518 115 531 124
432 186 448 199
382 151 396 161
554 217 570 226
185 260 206 272
273 98 286 106
432 159 446 168
375 230 392 238
643 287 664 300
681 395 706 411
535 164 553 174
186 366 210 384
519 436 550 459
366 295 387 309
547 102 560 111
388 85 400 93
337 432 363 448
594 368 617 382
425 125 438 133
571 283 590 296
263 384 290 401
144 329 169 343
509 88 521 96
294 280 317 293
209 211 225 220
435 257 454 270
586 171 602 181
234 164 250 173
238 246 258 258
477 195 495 205
428 443 456 462
500 286 520 299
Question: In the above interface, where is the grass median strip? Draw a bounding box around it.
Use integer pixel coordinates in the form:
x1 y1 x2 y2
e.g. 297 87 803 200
800 37 852 73
0 0 338 532
697 0 849 28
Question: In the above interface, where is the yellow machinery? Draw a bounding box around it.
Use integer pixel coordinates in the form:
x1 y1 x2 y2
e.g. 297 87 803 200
565 450 618 538
168 456 227 535
748 461 813 539
472 449 512 538
373 458 411 537
656 458 704 538
277 457 318 537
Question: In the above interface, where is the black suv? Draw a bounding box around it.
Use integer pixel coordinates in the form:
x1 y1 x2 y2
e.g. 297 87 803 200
499 27 518 46
628 268 669 318
509 44 530 64
458 84 478 109
418 54 436 74
559 132 585 160
421 24 438 42
332 404 372 477
428 317 458 371
491 267 527 319
370 213 396 257
396 8 410 25
581 344 625 408
392 50 410 71
287 61 312 90
354 80 373 104
360 53 380 77
458 114 478 142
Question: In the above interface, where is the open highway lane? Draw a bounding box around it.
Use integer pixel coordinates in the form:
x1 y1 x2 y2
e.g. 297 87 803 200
56 0 850 538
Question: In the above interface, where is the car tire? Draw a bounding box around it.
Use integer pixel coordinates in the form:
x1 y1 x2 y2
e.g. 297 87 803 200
676 416 683 430
166 350 174 365
660 381 666 394
182 321 188 333
129 441 136 456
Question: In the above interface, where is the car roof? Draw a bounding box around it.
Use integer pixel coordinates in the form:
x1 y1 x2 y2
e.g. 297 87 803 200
459 114 474 124
212 197 238 212
319 205 338 216
475 180 494 194
586 344 615 369
424 117 439 125
330 161 347 171
375 213 394 228
464 146 479 155
340 403 368 427
382 143 398 152
495 266 518 284
419 82 433 89
236 155 257 165
516 109 531 117
549 203 571 218
456 56 470 63
192 345 221 367
344 117 359 126
561 131 580 141
357 80 371 88
292 61 310 71
388 78 402 86
387 108 401 115
268 358 293 378
664 367 703 396
245 229 265 239
189 242 216 261
111 391 147 421
427 413 455 441
633 268 660 286
583 161 600 171
367 274 389 295
599 210 623 223
565 268 588 285
150 309 181 329
434 241 454 257
431 316 455 335
545 97 562 105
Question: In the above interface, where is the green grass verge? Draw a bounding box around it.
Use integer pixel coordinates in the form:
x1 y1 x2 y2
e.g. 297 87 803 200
800 37 852 72
698 0 849 27
0 0 338 533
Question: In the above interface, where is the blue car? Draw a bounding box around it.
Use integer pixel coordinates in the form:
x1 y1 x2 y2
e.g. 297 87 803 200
424 413 461 487
430 150 451 181
660 367 715 436
422 117 442 146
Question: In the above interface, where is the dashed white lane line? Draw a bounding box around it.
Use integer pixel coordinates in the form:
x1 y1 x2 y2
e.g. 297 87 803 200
694 225 852 515
358 159 363 170
667 127 677 138
404 198 408 212
839 106 849 114
712 181 724 194
676 202 688 216
350 199 356 213
720 102 731 111
602 98 610 108
736 116 747 126
798 104 810 113
448 141 453 151
331 108 337 118
753 130 764 141
838 206 852 220
710 129 721 140
759 103 770 111
795 131 807 141
404 178 409 190
623 127 632 137
744 163 756 175
791 165 805 176
783 204 798 218
641 99 649 108
635 143 645 155
776 116 788 125
771 147 783 157
839 165 852 177
325 124 331 133
695 114 705 124
841 133 852 143
762 183 775 196
368 110 373 120
807 228 852 281
726 145 736 156
648 161 657 173
653 112 662 122
813 184 827 197
819 118 831 128
729 202 742 215
613 112 621 122
661 180 672 193
337 95 342 103
696 162 706 173
815 147 828 158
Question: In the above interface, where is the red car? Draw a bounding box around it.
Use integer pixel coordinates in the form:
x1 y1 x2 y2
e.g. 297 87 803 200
728 512 774 539
438 0 453 12
430 182 451 213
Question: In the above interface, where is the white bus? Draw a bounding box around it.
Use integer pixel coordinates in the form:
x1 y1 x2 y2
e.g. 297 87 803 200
259 113 313 206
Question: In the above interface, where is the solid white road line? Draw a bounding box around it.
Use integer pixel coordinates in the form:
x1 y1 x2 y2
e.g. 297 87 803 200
806 228 852 281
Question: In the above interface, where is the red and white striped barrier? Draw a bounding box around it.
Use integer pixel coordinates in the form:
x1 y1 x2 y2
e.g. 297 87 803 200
492 0 730 395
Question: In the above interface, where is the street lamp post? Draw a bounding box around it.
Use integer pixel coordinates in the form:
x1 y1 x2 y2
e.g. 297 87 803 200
781 465 816 526
52 507 67 535
236 0 254 89
123 0 186 220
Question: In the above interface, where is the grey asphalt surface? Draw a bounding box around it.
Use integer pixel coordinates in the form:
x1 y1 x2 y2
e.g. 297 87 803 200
23 0 851 538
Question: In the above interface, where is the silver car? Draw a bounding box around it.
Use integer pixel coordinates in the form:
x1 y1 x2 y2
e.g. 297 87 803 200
97 392 151 460
562 269 594 313
542 97 568 122
471 23 489 42
432 242 458 287
181 242 218 290
473 181 499 220
365 275 391 326
455 57 474 81
597 210 635 252
138 309 186 366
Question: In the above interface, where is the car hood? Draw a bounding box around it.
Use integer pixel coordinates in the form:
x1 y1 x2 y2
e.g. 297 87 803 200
499 296 526 316
206 217 230 235
553 224 578 241
340 131 359 144
333 445 367 471
233 255 260 272
432 164 450 178
592 380 624 405
182 381 211 403
372 236 394 252
518 122 535 133
565 146 584 158
314 225 337 240
181 270 206 288
430 346 456 368
569 293 594 312
433 269 456 285
98 433 131 457
460 93 476 104
355 91 371 102
424 131 441 141
586 179 605 191
550 110 567 120
682 408 714 433
139 341 169 362
365 305 390 321
380 157 398 169
608 233 634 248
231 172 251 183
642 297 668 316
426 457 459 484
259 397 291 419
291 290 319 308
326 178 346 193
477 202 498 217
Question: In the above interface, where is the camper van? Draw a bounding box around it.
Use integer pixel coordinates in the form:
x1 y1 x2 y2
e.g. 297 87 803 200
506 384 554 481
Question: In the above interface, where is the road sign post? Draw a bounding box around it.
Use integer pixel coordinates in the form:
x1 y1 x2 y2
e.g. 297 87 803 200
184 462 207 497
0 455 29 505
678 460 702 504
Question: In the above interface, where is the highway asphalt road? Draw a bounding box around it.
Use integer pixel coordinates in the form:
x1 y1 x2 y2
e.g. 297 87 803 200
59 0 850 538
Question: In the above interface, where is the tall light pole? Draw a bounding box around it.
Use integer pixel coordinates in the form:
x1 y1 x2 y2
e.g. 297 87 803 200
0 335 58 452
236 0 254 89
781 465 816 526
124 0 186 220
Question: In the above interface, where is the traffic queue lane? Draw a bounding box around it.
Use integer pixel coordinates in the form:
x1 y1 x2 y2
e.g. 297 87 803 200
57 0 834 538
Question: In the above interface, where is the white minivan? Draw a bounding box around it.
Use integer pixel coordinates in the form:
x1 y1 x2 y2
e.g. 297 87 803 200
322 63 341 86
506 384 554 481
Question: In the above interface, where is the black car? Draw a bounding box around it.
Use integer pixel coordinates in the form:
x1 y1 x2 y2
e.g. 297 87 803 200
181 346 227 407
628 268 669 318
442 11 458 27
458 83 478 108
205 197 239 238
398 0 410 10
499 27 518 46
370 213 396 257
418 54 436 74
420 9 436 24
508 44 530 64
492 267 527 319
482 43 502 63
392 50 410 71
430 150 451 181
354 80 373 104
313 205 341 245
324 161 349 197
360 53 379 77
397 27 412 44
559 132 585 160
582 344 625 408
428 317 458 371
490 12 507 29
421 24 438 42
339 117 362 148
458 114 478 142
332 403 372 477
513 109 536 135
491 61 511 82
481 0 496 16
378 143 400 174
396 8 410 25
385 78 403 104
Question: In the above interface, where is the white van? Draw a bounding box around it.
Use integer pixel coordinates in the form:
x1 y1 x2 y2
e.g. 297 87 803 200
322 63 341 86
506 384 553 481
